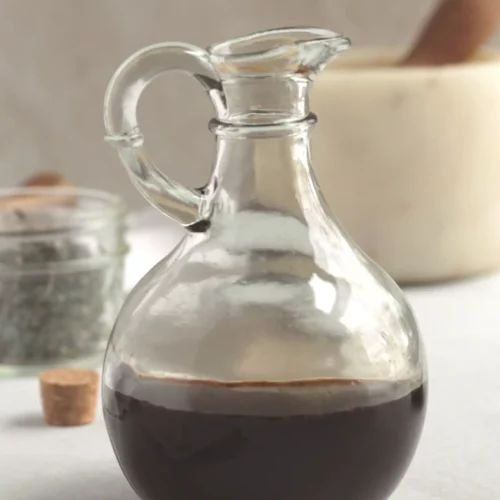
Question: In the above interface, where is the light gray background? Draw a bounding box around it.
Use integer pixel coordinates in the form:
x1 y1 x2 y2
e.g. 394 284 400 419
0 0 493 209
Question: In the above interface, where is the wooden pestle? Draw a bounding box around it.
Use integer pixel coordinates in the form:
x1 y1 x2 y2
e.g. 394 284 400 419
402 0 500 66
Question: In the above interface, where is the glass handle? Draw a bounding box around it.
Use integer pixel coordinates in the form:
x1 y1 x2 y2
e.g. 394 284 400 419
104 42 226 228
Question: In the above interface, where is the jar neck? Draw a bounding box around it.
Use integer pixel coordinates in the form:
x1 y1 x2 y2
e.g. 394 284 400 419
207 119 319 233
218 76 311 125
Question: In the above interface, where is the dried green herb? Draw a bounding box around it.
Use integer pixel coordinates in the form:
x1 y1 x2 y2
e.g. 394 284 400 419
0 239 124 365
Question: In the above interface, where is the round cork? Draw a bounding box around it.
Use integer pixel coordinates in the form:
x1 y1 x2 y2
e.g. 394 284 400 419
39 368 100 426
22 171 72 189
0 170 76 211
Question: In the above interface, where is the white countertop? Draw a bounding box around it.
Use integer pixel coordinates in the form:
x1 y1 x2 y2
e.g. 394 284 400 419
1 211 500 499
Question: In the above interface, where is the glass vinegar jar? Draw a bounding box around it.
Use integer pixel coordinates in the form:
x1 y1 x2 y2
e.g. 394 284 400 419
0 187 128 377
102 27 427 500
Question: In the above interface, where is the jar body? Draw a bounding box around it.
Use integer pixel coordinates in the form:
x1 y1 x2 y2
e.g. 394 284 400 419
0 188 127 376
103 224 427 500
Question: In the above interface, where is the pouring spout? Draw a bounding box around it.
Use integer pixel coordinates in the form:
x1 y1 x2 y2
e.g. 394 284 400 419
208 27 350 80
208 27 351 125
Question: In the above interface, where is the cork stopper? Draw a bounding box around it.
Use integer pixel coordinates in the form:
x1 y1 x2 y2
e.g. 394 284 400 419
21 171 72 189
0 171 76 211
40 368 100 426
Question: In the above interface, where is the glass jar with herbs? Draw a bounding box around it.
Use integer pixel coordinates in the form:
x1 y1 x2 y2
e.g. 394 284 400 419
0 187 128 376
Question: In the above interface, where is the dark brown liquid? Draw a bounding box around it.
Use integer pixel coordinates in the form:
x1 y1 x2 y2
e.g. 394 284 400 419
103 368 426 500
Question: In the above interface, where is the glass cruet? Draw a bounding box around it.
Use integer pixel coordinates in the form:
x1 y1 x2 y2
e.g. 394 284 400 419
102 27 427 500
